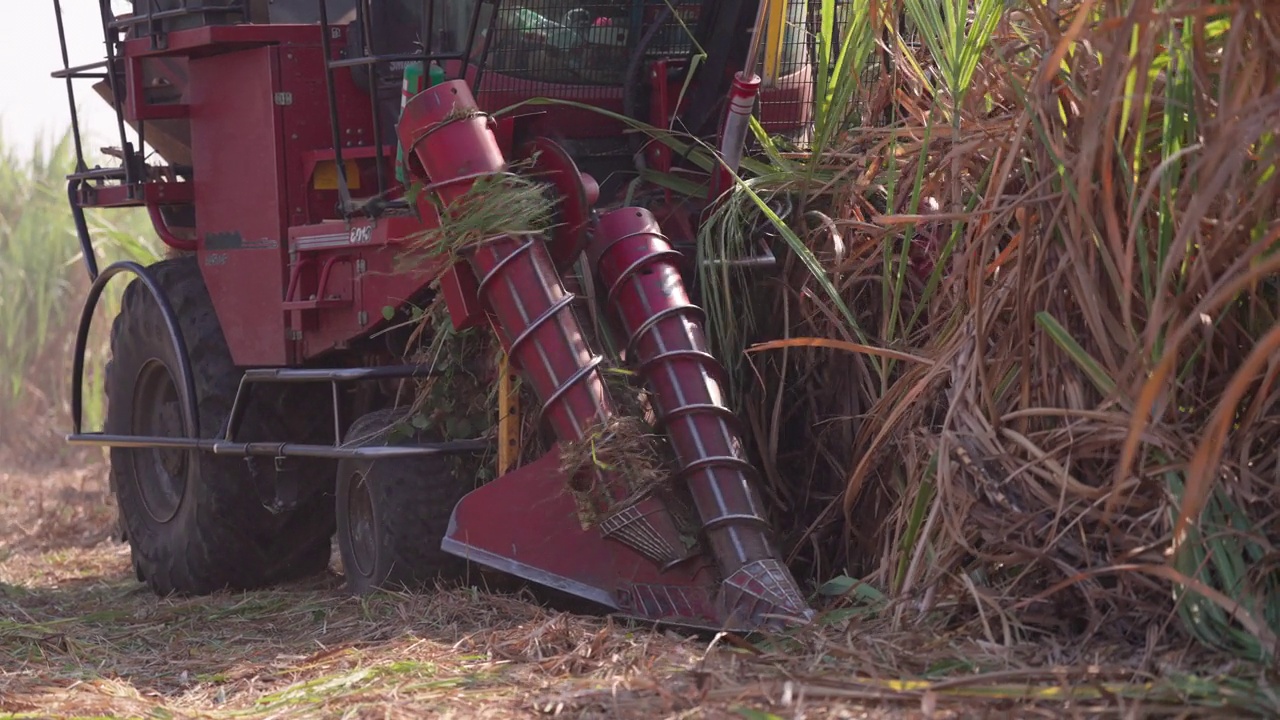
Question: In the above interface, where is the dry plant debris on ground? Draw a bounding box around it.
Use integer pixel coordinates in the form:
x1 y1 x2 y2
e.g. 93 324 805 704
0 465 1269 719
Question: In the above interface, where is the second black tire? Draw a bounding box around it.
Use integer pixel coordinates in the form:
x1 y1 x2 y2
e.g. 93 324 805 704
335 408 482 595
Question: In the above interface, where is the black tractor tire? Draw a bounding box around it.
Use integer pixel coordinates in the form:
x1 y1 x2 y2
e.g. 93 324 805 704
335 409 481 595
104 256 336 595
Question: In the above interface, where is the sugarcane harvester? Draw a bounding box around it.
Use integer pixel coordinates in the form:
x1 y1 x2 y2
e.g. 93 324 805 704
53 0 820 631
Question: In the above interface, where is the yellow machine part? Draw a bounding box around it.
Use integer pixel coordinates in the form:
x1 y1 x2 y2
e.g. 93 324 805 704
762 0 794 86
497 354 520 476
312 159 361 191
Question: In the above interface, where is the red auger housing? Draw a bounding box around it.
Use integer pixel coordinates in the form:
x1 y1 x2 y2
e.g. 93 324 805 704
53 0 820 631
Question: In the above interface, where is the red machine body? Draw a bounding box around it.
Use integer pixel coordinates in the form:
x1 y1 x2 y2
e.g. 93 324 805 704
107 16 812 368
58 0 819 632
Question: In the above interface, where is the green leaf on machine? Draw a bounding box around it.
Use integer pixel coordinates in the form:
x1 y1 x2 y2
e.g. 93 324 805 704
388 422 414 444
817 575 888 604
445 417 474 439
734 709 784 720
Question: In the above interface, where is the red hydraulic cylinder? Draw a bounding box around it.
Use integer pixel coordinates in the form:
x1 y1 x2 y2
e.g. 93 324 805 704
588 207 814 628
711 71 763 199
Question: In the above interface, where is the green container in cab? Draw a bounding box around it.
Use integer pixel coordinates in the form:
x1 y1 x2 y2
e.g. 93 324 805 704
395 62 447 185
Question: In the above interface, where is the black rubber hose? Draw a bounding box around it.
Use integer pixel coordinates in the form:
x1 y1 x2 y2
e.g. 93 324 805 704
622 5 675 158
678 0 756 140
68 179 99 280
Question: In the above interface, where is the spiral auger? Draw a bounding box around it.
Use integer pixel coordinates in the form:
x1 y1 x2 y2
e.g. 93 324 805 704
588 207 813 629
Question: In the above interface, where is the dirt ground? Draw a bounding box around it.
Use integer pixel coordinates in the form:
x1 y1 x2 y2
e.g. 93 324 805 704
0 464 1258 719
0 463 918 719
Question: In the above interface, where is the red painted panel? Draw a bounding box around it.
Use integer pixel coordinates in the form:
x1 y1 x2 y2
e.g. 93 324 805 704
276 25 389 227
287 215 444 360
189 47 288 367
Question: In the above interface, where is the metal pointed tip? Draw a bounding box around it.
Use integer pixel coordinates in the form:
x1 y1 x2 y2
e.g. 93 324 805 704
719 559 814 632
760 607 818 632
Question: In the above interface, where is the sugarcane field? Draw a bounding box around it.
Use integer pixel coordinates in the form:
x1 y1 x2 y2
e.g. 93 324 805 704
1 1 1278 718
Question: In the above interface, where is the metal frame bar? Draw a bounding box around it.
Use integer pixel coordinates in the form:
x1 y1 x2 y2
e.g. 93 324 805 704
52 0 100 280
317 0 354 213
470 0 496 93
241 365 446 382
66 434 491 459
458 0 487 81
52 0 89 177
99 0 139 187
221 363 446 445
51 60 111 80
327 52 465 70
354 0 388 199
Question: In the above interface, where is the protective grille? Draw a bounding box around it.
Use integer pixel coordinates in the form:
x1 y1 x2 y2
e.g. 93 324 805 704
469 1 821 136
473 2 699 96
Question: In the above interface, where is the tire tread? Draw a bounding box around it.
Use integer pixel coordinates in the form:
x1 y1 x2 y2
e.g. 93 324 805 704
106 256 334 595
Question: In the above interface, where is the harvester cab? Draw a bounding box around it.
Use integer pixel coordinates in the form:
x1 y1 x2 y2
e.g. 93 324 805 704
53 0 822 632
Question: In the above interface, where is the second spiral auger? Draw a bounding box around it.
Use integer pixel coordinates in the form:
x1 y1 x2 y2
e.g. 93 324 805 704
397 79 813 632
587 207 814 628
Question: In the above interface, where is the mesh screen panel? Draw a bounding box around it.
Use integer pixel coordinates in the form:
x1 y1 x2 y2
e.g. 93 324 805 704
468 1 821 135
472 2 699 102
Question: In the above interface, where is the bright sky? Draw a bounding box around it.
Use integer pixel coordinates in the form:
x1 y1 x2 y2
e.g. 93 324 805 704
2 2 133 155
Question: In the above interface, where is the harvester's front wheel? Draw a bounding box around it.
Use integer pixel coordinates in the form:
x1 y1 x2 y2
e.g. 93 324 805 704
105 256 335 595
335 409 479 595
